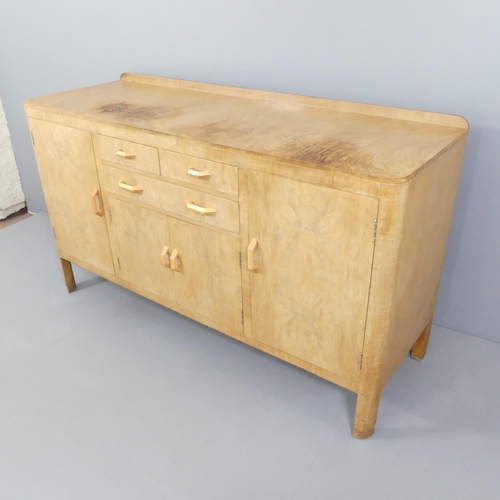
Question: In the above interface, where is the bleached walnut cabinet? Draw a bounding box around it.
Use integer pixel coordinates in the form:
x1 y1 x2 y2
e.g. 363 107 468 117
25 73 468 438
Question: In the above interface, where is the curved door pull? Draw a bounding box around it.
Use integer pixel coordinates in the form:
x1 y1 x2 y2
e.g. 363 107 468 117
247 238 258 272
116 149 136 159
118 180 143 193
90 188 104 217
170 249 181 272
186 201 216 216
160 246 171 268
187 168 210 179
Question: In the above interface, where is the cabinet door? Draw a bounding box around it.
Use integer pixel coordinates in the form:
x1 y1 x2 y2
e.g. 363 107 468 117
169 218 243 334
248 172 378 381
29 119 114 275
107 198 176 303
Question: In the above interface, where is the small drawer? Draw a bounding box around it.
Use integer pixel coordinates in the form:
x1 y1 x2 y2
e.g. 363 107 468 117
100 165 239 233
160 150 238 196
97 134 160 174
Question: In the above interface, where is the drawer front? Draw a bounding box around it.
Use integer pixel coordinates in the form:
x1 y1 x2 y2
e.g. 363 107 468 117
160 150 238 196
100 164 239 233
97 134 160 174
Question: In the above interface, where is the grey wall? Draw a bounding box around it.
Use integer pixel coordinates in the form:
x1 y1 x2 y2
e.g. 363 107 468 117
1 1 499 342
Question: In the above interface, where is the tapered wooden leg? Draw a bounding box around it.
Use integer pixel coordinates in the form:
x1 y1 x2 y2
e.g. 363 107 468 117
410 323 432 361
352 389 382 439
60 258 76 292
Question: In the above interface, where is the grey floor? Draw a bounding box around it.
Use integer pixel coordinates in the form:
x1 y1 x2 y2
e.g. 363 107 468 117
1 214 499 500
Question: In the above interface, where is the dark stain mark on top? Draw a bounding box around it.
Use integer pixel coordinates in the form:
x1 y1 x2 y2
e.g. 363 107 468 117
95 101 183 121
283 138 373 168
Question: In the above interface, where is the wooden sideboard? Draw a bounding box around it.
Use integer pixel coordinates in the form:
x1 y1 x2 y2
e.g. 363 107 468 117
25 73 468 438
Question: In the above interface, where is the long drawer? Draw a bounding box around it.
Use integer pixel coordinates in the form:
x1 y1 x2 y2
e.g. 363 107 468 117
96 134 160 175
99 164 240 233
160 150 238 196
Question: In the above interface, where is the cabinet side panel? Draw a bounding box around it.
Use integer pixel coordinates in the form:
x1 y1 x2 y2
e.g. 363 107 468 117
357 183 408 402
382 138 467 384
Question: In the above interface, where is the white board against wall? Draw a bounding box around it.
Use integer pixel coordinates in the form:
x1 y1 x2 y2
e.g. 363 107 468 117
0 98 25 219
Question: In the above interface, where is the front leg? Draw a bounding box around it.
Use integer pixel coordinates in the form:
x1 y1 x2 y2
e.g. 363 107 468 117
60 258 76 292
410 322 432 361
352 387 382 439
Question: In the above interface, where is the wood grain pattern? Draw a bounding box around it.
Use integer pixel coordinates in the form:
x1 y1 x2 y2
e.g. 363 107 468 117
25 75 467 183
22 108 384 198
99 164 240 233
248 171 378 382
28 118 115 275
169 217 243 334
120 73 469 130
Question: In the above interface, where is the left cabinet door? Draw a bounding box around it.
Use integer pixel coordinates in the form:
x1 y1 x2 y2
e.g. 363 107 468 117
28 119 114 275
107 198 177 303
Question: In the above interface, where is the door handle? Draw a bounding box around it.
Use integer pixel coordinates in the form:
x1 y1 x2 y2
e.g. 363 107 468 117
160 246 171 268
170 249 181 272
186 201 216 215
116 149 136 159
118 180 143 193
90 188 104 217
247 238 258 272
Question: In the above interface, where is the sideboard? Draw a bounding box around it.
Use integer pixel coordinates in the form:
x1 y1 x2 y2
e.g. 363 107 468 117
25 73 468 438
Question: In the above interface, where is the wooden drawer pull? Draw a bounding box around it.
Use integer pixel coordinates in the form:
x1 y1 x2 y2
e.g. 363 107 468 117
116 149 136 159
187 168 210 179
186 200 216 215
90 188 104 217
160 246 170 268
170 249 181 272
118 180 143 193
248 238 258 272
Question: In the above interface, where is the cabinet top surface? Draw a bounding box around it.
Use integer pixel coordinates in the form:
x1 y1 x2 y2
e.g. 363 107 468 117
25 73 468 182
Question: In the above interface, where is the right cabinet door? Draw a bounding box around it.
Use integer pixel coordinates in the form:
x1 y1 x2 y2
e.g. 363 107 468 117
168 217 243 335
248 172 378 381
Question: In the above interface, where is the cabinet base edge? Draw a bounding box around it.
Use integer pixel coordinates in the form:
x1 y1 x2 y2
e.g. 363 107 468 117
58 250 359 394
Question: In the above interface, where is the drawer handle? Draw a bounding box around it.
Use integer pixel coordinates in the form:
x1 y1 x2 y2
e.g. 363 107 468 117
116 149 136 159
160 246 171 268
187 168 210 179
90 188 104 217
170 249 181 272
186 200 216 215
118 180 143 193
247 238 258 272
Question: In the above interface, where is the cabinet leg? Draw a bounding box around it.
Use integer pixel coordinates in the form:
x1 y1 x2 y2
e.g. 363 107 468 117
60 258 76 292
410 323 432 361
352 389 381 439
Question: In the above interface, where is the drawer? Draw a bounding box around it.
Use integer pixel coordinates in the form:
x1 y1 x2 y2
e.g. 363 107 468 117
100 164 239 233
96 134 160 174
160 150 238 196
